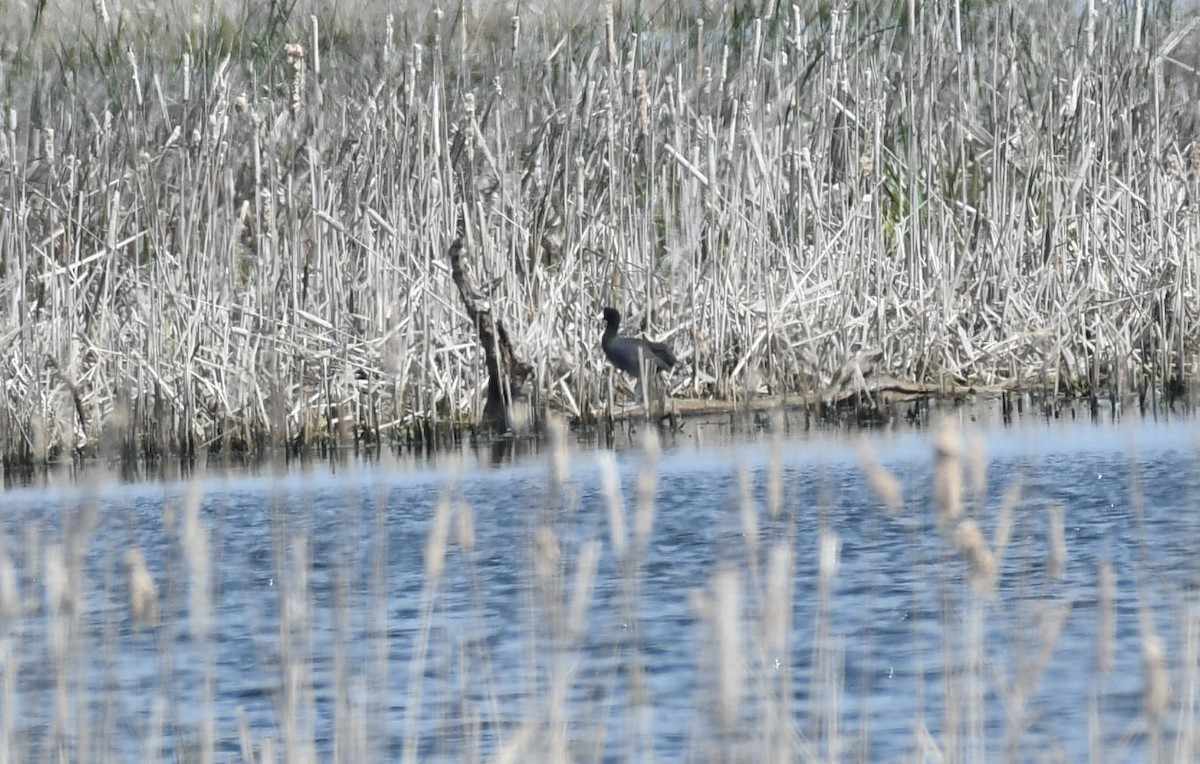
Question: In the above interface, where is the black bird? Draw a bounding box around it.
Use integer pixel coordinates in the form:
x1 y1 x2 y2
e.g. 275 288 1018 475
601 307 677 379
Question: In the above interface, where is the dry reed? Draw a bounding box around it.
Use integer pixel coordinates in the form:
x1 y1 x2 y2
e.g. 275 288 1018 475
2 2 1198 464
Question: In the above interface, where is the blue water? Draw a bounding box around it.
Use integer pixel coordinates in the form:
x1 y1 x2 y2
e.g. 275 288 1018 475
0 412 1197 761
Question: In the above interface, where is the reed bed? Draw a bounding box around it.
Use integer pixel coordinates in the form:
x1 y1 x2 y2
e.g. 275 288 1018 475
0 417 1191 761
1 1 1198 462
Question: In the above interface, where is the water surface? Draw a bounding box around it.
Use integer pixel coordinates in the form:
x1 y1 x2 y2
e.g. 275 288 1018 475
0 407 1197 761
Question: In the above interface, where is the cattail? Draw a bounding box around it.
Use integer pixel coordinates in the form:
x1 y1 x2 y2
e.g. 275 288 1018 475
858 445 903 515
1045 503 1067 582
0 544 18 620
633 427 659 554
954 520 996 594
310 15 320 76
766 417 784 519
384 13 394 64
933 419 963 534
751 17 763 65
454 500 475 554
637 69 650 135
763 545 794 656
598 452 627 561
126 47 143 107
818 530 839 585
123 548 158 625
287 536 309 633
93 0 110 27
182 53 191 102
718 43 729 97
29 413 45 462
42 127 54 168
858 151 873 178
463 93 476 164
546 416 568 491
1142 631 1169 721
285 43 306 118
604 2 616 67
44 544 71 665
567 541 599 640
1096 562 1115 672
533 526 560 593
992 479 1021 558
181 482 210 638
44 543 72 616
107 190 121 252
424 493 452 583
712 567 743 733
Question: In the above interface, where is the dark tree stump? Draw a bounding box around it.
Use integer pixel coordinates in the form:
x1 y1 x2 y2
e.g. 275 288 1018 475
447 237 533 431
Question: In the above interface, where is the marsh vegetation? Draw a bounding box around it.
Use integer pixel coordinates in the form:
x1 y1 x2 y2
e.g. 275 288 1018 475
1 0 1198 465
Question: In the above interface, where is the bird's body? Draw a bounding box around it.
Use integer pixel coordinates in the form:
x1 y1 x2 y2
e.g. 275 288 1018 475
601 307 677 379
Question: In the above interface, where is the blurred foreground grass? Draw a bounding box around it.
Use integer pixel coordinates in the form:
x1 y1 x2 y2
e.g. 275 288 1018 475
0 415 1194 761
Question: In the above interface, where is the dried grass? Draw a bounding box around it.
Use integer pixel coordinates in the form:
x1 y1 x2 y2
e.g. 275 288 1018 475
1 2 1199 467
